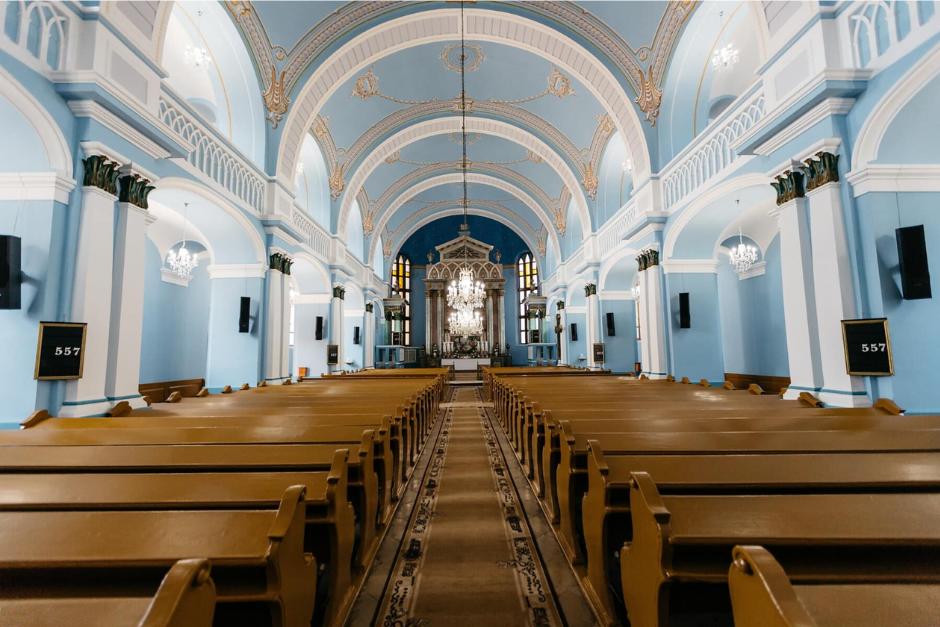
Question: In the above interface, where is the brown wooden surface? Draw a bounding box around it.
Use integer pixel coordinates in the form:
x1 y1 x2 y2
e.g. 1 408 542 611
139 378 205 404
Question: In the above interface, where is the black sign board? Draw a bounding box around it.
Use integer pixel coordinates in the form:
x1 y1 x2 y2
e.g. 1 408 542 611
593 342 606 364
34 322 87 380
841 318 893 376
327 344 339 366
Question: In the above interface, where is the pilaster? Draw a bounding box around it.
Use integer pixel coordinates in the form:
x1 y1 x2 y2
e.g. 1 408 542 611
330 283 345 372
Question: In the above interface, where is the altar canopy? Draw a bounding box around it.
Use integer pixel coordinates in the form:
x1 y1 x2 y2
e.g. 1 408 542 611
425 229 506 357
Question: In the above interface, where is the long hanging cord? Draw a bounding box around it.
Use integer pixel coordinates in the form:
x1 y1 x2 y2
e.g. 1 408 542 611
460 0 469 229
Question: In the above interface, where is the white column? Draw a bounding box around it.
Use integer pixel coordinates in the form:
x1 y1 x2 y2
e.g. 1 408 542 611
364 304 375 368
329 285 345 372
435 292 443 348
644 259 668 378
557 302 569 365
104 201 154 408
586 283 601 368
498 289 506 349
771 196 823 399
263 262 283 381
60 184 117 417
636 264 651 373
425 290 431 351
807 180 869 406
279 270 291 379
486 290 495 350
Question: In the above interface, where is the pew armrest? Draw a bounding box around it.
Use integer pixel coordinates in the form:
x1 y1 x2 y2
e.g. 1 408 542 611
873 398 904 415
20 409 51 429
140 559 216 627
729 545 816 627
268 485 307 540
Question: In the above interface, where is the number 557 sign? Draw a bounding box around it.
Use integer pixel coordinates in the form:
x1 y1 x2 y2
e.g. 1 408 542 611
34 322 87 380
841 318 894 376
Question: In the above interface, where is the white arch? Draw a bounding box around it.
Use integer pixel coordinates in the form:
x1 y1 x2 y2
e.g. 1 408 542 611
386 207 545 273
276 8 650 188
0 65 71 175
155 176 266 263
599 245 640 291
291 251 331 294
662 173 771 260
369 172 561 262
339 116 590 238
853 41 940 169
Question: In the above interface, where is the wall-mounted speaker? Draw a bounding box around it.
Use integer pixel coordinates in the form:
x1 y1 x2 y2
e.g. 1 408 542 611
238 296 250 333
605 312 616 337
679 292 691 329
570 322 578 342
353 326 361 345
896 225 931 299
0 235 21 310
315 316 324 340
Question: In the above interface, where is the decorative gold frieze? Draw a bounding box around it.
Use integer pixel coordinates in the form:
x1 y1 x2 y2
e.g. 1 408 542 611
582 162 598 200
329 164 345 199
635 65 663 126
263 67 289 128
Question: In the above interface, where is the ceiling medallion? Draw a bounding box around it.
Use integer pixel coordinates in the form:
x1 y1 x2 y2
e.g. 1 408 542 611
352 68 380 99
547 68 575 98
441 42 485 73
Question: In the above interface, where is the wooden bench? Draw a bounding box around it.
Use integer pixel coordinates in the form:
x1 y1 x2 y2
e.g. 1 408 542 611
0 558 215 627
0 485 316 627
729 545 940 627
0 450 354 627
582 449 940 624
621 472 940 627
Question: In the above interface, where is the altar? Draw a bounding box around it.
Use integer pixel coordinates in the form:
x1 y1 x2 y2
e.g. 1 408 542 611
442 357 491 371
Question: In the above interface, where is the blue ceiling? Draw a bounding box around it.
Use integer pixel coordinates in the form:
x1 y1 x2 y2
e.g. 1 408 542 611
399 215 530 264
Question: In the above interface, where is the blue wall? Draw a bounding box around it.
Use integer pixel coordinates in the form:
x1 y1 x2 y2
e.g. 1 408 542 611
600 298 638 372
0 199 68 425
716 236 789 377
665 272 725 382
293 302 330 377
204 276 264 389
410 266 427 348
399 215 529 263
139 241 211 383
856 191 940 412
566 312 588 366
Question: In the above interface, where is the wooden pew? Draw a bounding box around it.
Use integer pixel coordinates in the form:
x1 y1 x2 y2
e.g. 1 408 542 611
729 545 940 627
582 449 940 624
620 472 940 627
0 450 355 627
0 558 215 627
0 485 316 627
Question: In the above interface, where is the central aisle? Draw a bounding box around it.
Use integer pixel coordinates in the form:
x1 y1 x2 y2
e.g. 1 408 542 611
375 388 563 626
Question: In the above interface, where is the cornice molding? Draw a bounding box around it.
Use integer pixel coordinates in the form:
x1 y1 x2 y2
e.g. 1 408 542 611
70 101 173 161
748 98 854 157
661 259 718 274
160 267 191 287
737 261 767 280
846 165 940 196
0 172 76 204
207 263 267 279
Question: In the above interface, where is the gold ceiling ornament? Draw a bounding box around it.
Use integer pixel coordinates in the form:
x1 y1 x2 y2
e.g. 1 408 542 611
353 68 380 99
361 205 376 235
329 164 345 199
526 150 543 164
454 94 475 113
536 228 548 256
382 233 393 258
272 45 288 61
552 199 567 235
596 113 614 136
313 115 330 140
441 42 485 73
263 67 290 128
582 162 598 200
547 67 575 98
634 64 662 126
226 0 252 19
384 151 401 164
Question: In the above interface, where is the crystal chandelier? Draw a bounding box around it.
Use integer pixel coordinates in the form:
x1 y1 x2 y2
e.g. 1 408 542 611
447 266 485 310
711 43 739 69
184 44 212 68
729 228 758 274
448 308 483 337
166 202 199 280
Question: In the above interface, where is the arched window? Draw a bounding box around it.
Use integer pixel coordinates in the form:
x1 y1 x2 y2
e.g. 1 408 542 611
517 252 539 343
391 253 411 345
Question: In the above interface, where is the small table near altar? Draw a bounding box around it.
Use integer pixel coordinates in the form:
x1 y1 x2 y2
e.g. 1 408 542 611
441 357 491 372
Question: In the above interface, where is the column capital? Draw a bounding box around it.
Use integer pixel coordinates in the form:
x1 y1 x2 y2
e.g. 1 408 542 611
332 285 346 300
556 300 565 310
635 248 659 271
269 252 293 275
584 283 597 297
804 151 840 194
117 171 155 209
81 155 120 195
365 302 374 313
770 169 806 205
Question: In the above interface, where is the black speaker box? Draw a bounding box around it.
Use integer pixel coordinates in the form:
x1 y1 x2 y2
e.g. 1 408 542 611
606 312 615 337
0 235 21 310
896 225 931 299
315 316 324 340
353 326 361 345
238 296 250 333
679 292 691 328
570 322 578 342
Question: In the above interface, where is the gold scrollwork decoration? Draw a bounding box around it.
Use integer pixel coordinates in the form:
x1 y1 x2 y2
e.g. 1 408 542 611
264 67 290 128
634 65 662 127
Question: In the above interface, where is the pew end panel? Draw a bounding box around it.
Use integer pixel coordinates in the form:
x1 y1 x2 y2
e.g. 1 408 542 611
620 471 671 627
729 545 815 627
141 558 216 627
262 484 318 627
